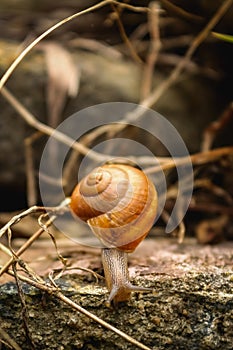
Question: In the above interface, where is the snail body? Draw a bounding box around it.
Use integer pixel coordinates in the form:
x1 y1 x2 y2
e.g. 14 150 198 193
70 163 157 305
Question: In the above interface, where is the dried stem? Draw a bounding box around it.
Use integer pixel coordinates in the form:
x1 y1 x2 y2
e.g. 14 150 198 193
69 38 122 59
0 325 22 350
141 1 161 100
160 0 204 23
139 0 233 111
0 0 150 91
0 198 70 238
194 178 233 205
12 263 36 349
4 81 233 171
189 202 233 216
1 86 107 162
1 80 233 176
111 3 143 64
145 146 233 174
201 102 233 151
2 268 153 350
1 1 232 171
0 216 54 277
56 292 152 350
0 243 13 257
71 0 233 145
24 132 42 206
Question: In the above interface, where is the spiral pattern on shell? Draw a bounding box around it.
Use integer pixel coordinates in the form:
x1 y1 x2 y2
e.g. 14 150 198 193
70 163 158 252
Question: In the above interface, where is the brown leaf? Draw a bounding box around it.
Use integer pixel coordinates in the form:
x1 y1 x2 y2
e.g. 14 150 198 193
41 41 80 128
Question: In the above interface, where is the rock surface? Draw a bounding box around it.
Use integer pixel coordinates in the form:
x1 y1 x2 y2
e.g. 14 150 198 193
0 237 232 349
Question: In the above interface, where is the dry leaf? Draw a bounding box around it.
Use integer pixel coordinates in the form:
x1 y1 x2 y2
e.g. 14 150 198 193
41 41 80 128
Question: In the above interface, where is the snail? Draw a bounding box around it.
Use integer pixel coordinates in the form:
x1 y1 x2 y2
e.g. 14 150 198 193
70 162 158 305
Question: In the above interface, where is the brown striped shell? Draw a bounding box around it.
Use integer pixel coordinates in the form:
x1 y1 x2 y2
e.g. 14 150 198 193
70 164 158 252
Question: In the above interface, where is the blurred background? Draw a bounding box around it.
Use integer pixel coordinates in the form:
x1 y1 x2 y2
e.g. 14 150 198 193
0 0 232 243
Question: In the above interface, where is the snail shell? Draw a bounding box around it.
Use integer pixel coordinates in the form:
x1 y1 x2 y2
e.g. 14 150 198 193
70 164 158 252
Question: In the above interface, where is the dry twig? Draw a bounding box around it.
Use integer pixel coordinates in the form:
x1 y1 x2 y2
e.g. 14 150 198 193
1 86 107 162
1 1 232 349
1 268 152 350
145 146 233 174
0 198 70 239
111 3 143 64
0 324 22 350
201 102 233 151
12 263 36 349
141 1 161 100
24 132 42 207
0 0 150 91
0 1 232 175
3 84 233 172
138 0 233 112
0 200 152 348
69 37 122 59
64 0 233 146
0 201 69 277
160 0 204 23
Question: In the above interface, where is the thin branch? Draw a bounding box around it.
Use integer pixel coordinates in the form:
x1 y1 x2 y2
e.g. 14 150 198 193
189 202 233 216
145 146 233 174
3 269 153 350
85 0 233 131
0 0 108 90
0 0 231 174
0 206 45 238
157 53 220 79
24 131 42 206
160 0 204 23
194 178 233 205
201 101 233 151
51 266 102 284
1 82 232 172
0 198 71 278
0 215 57 278
0 203 71 278
8 76 230 175
0 198 70 238
0 325 22 350
161 35 193 50
12 263 36 349
139 0 233 111
0 0 150 92
69 38 123 59
0 243 13 257
1 1 232 170
141 1 161 100
38 172 62 187
38 213 68 269
1 86 107 163
111 4 143 64
1 81 232 173
56 292 152 350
